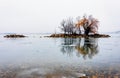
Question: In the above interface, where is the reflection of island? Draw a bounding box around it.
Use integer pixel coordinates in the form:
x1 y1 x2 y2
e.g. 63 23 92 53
60 38 99 59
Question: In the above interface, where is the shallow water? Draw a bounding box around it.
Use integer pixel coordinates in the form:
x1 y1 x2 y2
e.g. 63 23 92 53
0 33 120 78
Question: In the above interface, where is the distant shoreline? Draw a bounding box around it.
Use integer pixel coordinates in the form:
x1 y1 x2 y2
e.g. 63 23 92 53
3 33 110 38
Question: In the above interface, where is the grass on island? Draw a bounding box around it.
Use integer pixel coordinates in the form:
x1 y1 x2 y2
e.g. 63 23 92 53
4 34 26 38
48 33 110 38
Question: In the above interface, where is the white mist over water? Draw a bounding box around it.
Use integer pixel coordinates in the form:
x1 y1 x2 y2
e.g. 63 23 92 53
0 0 120 33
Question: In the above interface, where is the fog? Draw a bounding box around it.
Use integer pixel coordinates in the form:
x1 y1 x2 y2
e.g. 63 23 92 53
0 0 120 33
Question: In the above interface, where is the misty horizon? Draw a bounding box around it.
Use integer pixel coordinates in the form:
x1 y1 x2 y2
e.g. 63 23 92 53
0 0 120 33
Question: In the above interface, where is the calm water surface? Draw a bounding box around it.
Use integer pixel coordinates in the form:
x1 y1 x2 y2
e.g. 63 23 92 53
0 33 120 78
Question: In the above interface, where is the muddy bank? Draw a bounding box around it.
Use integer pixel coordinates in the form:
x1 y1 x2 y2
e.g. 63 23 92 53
0 65 120 78
47 34 110 38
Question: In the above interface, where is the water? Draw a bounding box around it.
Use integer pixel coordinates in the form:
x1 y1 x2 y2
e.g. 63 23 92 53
0 33 120 78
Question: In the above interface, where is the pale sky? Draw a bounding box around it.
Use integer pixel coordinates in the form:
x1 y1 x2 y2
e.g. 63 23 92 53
0 0 120 33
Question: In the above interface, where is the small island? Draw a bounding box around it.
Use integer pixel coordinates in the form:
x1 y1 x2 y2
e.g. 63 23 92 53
4 34 26 38
49 33 110 38
48 15 110 38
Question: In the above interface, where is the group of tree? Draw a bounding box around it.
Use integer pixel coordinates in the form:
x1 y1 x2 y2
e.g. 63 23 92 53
59 15 99 35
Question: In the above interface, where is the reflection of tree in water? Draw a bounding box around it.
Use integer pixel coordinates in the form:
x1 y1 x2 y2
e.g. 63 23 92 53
61 38 76 57
75 38 99 59
60 38 99 59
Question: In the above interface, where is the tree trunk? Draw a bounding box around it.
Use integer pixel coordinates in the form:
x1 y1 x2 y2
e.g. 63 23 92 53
84 27 90 35
79 28 81 34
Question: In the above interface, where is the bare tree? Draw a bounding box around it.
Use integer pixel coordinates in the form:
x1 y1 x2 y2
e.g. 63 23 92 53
60 17 75 34
88 15 99 34
60 20 67 34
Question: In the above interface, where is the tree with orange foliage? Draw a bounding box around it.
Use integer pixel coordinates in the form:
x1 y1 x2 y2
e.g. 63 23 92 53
75 15 99 35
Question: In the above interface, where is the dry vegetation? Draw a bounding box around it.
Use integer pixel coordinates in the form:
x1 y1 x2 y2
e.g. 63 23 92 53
4 34 26 38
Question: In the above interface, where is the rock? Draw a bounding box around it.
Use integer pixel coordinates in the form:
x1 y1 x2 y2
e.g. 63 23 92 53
74 72 86 77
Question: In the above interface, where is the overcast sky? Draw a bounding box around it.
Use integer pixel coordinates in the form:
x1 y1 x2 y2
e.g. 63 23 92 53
0 0 120 33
